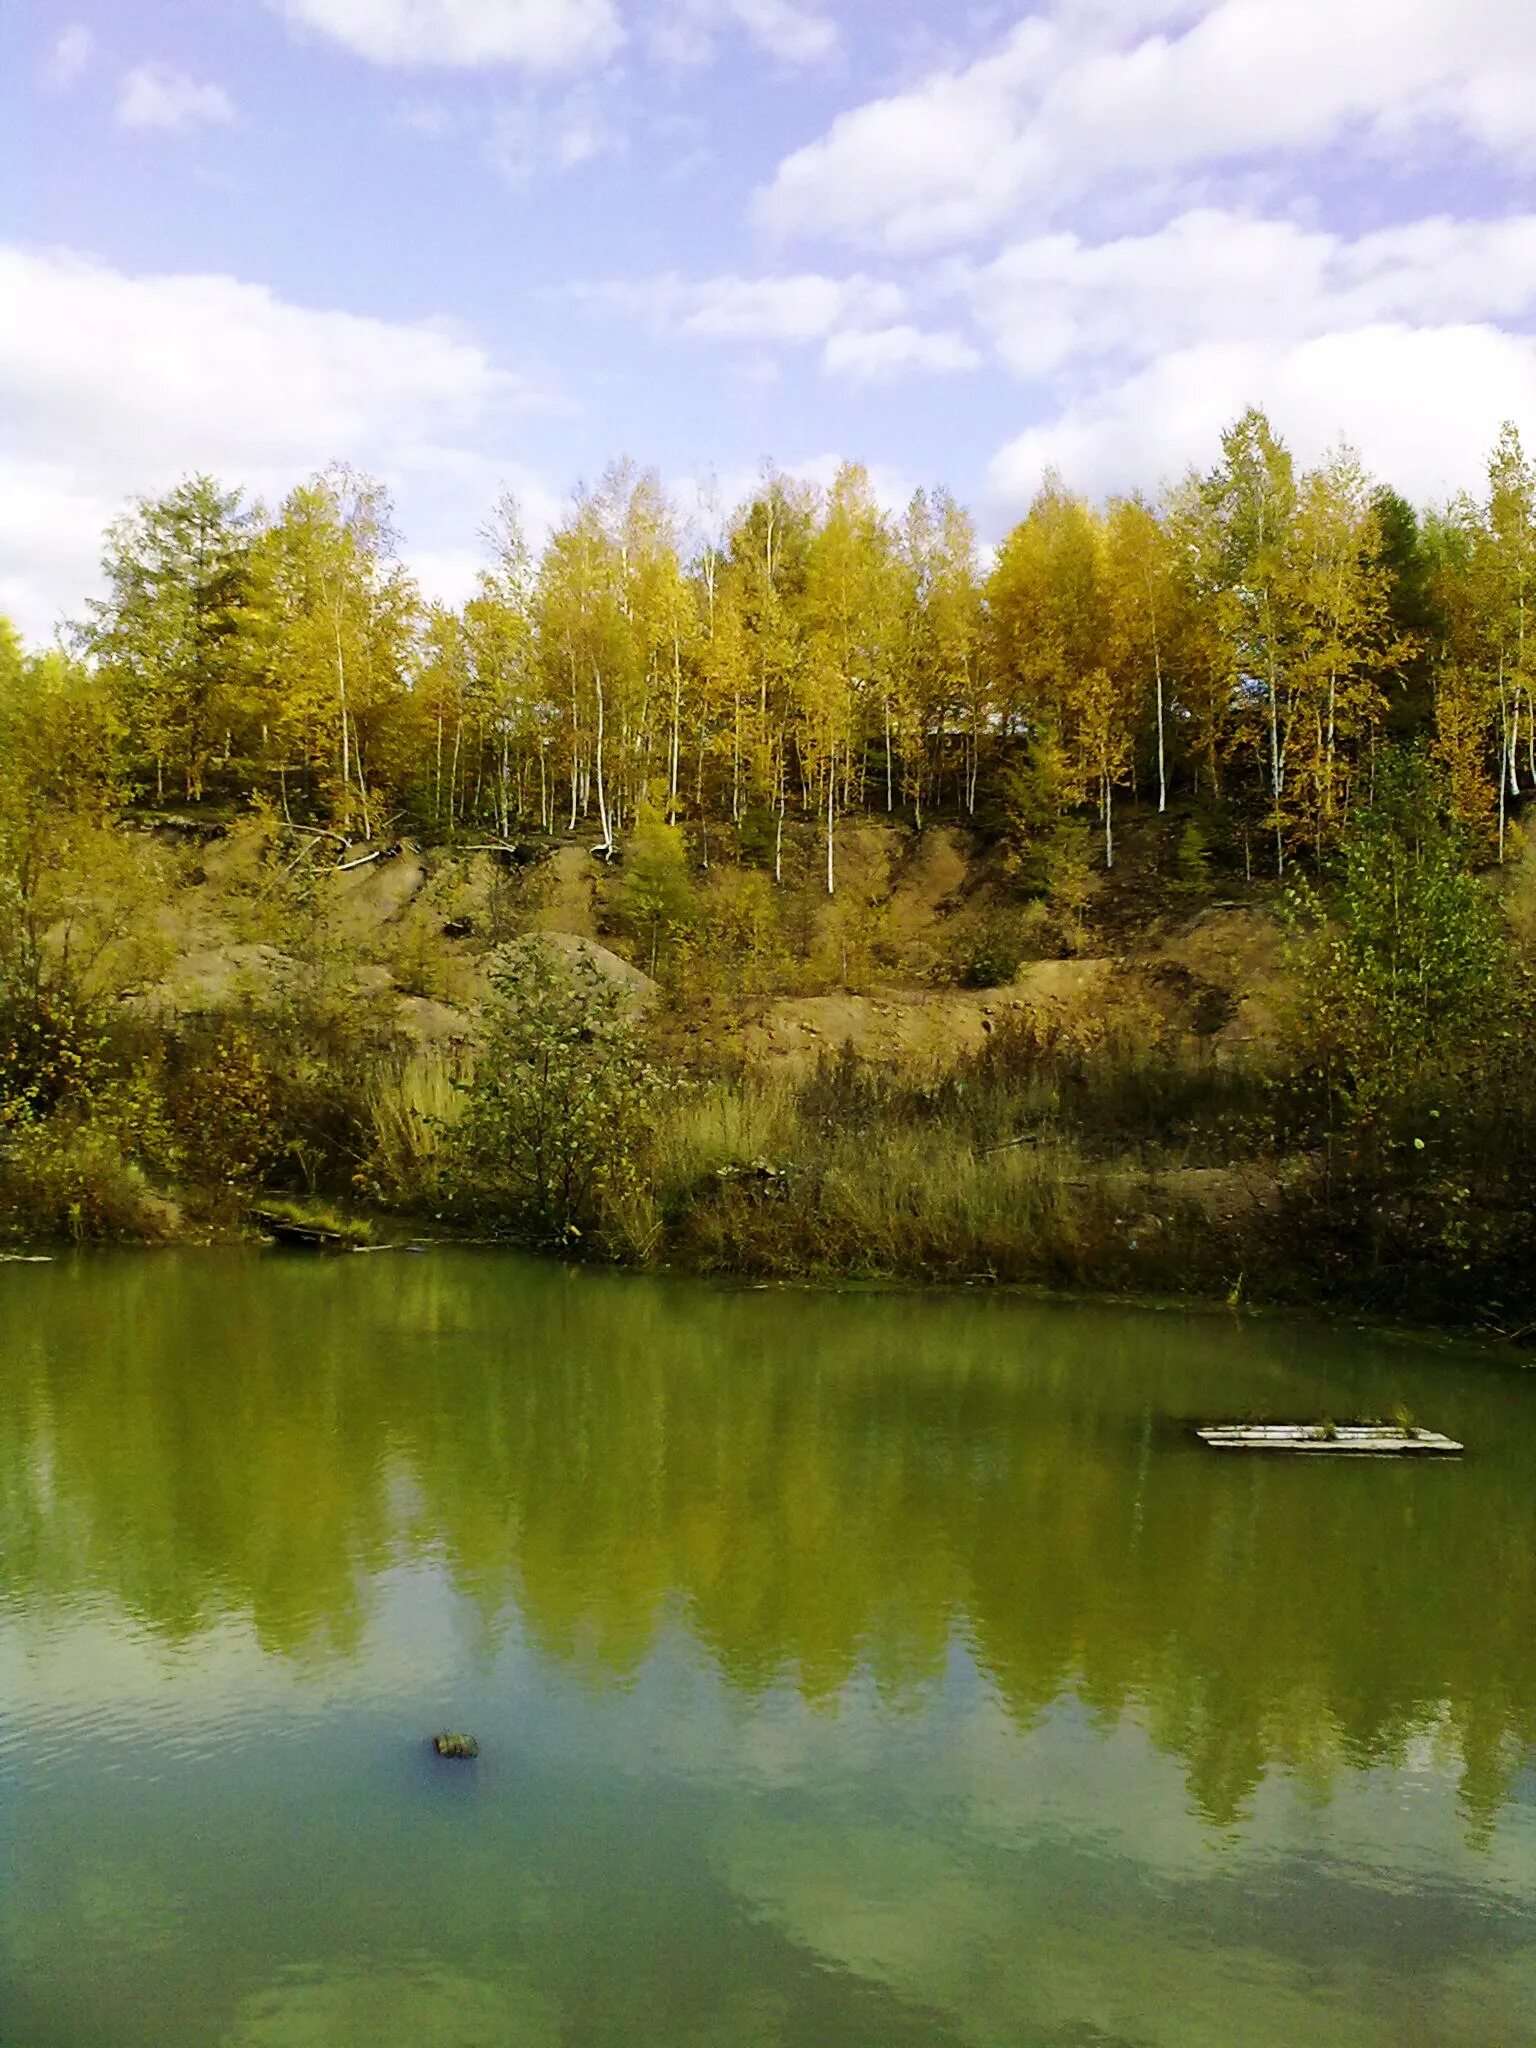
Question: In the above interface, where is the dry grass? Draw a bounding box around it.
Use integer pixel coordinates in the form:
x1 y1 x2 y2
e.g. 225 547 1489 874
631 1047 1254 1290
362 1051 467 1206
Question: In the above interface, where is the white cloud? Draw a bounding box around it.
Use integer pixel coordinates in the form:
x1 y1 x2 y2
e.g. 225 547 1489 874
986 323 1536 516
0 465 124 648
270 0 622 70
759 0 1536 249
46 24 96 87
650 0 837 67
410 465 563 599
966 208 1536 377
117 64 236 134
725 0 836 64
572 273 986 386
821 324 981 383
579 272 907 343
969 204 1536 525
0 247 542 638
760 22 1050 250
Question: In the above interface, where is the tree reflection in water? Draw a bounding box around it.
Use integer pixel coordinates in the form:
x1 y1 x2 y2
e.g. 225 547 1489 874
1 1250 1531 1833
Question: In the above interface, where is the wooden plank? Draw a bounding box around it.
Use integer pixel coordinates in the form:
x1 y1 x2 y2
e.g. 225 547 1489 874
1196 1424 1463 1456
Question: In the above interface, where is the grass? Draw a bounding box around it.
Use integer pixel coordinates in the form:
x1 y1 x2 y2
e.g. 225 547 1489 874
362 1051 467 1207
622 1035 1273 1292
250 1195 375 1247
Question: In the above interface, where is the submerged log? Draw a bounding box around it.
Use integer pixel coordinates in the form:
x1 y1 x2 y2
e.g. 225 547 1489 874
432 1732 480 1760
1196 1423 1463 1456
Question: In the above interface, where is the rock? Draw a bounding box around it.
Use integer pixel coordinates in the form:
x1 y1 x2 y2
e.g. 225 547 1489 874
524 932 659 1010
394 994 476 1047
432 1732 480 1760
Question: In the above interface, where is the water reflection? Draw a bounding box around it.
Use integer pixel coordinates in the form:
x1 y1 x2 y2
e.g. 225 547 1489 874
2 1251 1532 1831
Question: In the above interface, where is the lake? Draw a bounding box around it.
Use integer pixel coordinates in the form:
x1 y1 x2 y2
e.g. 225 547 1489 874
1 1251 1533 2046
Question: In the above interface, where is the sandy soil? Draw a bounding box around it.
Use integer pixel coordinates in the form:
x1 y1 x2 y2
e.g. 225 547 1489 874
125 818 1287 1069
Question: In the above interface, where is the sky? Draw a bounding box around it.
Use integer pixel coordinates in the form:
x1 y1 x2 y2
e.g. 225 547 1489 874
3 0 1536 639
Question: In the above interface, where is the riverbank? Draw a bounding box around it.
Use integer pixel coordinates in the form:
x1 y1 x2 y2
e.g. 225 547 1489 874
1 1031 1526 1341
2 805 1533 1338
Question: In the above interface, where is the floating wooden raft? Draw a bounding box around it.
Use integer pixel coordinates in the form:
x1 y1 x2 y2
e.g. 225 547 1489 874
1197 1423 1463 1456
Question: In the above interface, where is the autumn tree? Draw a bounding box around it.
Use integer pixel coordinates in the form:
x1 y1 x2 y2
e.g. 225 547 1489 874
463 491 542 835
1286 448 1409 852
1104 494 1177 814
1199 409 1300 873
264 467 418 832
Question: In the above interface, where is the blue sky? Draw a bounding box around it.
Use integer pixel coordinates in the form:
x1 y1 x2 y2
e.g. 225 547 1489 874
4 0 1536 635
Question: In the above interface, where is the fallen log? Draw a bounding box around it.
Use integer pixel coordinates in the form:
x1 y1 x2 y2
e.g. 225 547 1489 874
332 842 402 874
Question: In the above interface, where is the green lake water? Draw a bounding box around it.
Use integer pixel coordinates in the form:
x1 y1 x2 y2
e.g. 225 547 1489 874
1 1250 1533 2047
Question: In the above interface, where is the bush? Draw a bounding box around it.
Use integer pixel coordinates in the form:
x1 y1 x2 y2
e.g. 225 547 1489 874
956 905 1046 988
1281 753 1536 1321
676 867 788 996
1289 753 1527 1103
1176 815 1215 895
0 1119 178 1243
449 940 665 1242
167 1022 281 1185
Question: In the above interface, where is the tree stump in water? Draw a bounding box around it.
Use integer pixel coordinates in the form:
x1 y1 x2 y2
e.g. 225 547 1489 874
432 1732 480 1760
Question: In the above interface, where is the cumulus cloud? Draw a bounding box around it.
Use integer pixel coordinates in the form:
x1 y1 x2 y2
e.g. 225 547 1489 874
759 0 1536 248
117 64 236 134
572 272 983 386
269 0 623 70
966 208 1536 376
0 247 540 637
46 24 96 87
974 204 1536 517
986 323 1536 516
821 324 981 383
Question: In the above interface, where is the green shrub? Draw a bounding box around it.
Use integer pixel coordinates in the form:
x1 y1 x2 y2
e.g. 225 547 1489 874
1176 815 1214 894
957 906 1044 988
449 940 665 1242
676 867 788 996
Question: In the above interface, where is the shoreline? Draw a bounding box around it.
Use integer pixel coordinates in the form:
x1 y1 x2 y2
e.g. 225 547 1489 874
5 1227 1529 1364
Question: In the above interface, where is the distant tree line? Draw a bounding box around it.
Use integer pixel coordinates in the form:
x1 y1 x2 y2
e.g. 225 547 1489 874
4 407 1534 884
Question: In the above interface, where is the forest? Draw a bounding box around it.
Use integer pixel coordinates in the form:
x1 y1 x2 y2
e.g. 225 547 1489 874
1 405 1533 1329
3 403 1531 871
